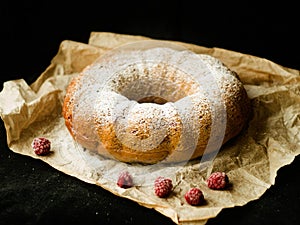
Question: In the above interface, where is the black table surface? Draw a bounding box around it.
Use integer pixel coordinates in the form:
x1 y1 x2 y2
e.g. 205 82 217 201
1 1 299 225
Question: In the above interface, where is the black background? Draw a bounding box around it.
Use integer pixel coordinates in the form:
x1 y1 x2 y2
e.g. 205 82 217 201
0 1 299 225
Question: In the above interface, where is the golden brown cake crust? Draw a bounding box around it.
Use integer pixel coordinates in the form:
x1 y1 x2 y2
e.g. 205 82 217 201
62 49 251 164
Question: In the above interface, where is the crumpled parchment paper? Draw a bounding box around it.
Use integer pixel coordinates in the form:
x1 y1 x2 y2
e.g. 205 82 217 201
0 32 300 225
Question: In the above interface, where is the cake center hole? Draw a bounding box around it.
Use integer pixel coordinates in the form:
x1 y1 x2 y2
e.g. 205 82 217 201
137 96 168 105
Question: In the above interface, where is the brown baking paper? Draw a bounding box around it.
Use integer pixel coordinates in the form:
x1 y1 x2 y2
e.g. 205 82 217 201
1 32 300 225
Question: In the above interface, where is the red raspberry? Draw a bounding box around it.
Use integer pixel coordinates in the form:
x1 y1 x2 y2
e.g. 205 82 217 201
154 176 173 198
31 137 51 156
185 187 204 206
117 171 133 188
207 172 229 190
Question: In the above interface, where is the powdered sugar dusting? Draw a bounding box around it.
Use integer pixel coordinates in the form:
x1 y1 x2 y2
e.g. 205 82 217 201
68 40 247 177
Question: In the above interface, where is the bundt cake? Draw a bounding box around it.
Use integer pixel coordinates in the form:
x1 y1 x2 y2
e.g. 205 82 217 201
62 41 251 164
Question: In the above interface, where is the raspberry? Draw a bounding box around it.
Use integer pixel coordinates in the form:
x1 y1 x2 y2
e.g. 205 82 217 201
207 172 229 190
154 176 173 198
31 137 51 156
117 171 133 188
185 187 204 206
